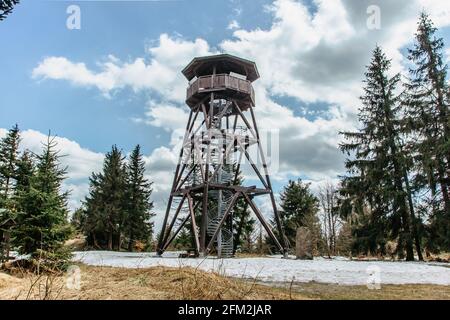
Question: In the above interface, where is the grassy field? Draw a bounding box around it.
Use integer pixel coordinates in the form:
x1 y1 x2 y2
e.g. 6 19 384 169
0 264 449 300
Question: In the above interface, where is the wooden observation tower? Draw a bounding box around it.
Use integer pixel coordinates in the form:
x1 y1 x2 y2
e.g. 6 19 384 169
157 54 288 258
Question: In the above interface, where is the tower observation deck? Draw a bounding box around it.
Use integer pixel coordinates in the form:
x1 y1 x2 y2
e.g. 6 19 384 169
157 54 288 258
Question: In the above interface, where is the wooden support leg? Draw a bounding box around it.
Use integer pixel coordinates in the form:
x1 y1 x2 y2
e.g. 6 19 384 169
162 201 201 252
243 193 284 253
160 195 187 251
188 194 201 255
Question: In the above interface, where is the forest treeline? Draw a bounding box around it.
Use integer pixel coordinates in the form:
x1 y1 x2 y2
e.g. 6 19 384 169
0 13 448 262
72 145 155 251
278 13 449 261
0 129 157 261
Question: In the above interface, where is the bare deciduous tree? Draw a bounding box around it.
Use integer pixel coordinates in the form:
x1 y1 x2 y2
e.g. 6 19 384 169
318 182 342 257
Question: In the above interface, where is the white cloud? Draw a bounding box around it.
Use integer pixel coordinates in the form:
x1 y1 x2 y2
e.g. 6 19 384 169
33 34 213 102
227 20 240 30
142 146 177 224
417 0 450 27
141 100 189 132
19 129 104 181
0 128 104 212
0 127 176 228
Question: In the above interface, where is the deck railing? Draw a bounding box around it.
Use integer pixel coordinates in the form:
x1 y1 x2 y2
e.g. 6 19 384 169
187 74 255 104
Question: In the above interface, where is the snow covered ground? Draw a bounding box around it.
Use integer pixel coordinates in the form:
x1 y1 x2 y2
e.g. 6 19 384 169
73 251 450 286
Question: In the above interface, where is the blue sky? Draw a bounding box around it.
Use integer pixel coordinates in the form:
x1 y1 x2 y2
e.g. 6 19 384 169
1 0 449 225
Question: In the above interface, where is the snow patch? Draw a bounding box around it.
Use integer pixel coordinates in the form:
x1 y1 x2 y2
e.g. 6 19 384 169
73 251 450 286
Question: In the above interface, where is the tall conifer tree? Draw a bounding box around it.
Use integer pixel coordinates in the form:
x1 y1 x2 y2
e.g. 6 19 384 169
84 145 127 250
0 124 20 207
123 145 155 251
13 135 71 255
404 13 450 250
0 0 20 21
340 47 416 260
276 179 320 249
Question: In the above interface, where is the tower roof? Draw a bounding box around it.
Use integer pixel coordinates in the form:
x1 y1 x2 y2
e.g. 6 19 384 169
182 54 260 82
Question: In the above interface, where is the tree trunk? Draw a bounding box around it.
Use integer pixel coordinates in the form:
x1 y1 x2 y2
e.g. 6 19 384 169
331 215 337 255
327 209 334 256
404 171 424 261
108 231 113 251
92 233 100 249
389 151 414 261
127 231 134 252
397 192 415 261
4 176 10 198
438 164 450 216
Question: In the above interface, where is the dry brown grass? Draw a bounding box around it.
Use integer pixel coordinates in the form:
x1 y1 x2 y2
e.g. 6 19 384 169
0 264 309 300
64 236 86 251
264 282 450 300
0 264 448 300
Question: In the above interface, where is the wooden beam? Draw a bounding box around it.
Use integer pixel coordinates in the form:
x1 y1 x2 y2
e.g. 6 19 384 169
243 193 284 253
249 107 289 253
200 92 214 254
187 107 200 136
187 194 201 254
201 103 209 128
157 109 194 254
233 101 257 139
160 195 187 250
174 164 187 190
162 200 201 252
176 164 198 190
233 148 244 185
238 139 269 189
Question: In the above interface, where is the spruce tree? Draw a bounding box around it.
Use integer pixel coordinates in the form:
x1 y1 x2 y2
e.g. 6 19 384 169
0 124 20 205
83 145 127 250
173 228 192 250
340 46 416 260
405 13 450 251
0 0 19 21
0 125 22 260
123 145 154 251
276 179 319 248
70 207 85 232
13 135 71 255
82 172 104 248
15 151 34 193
